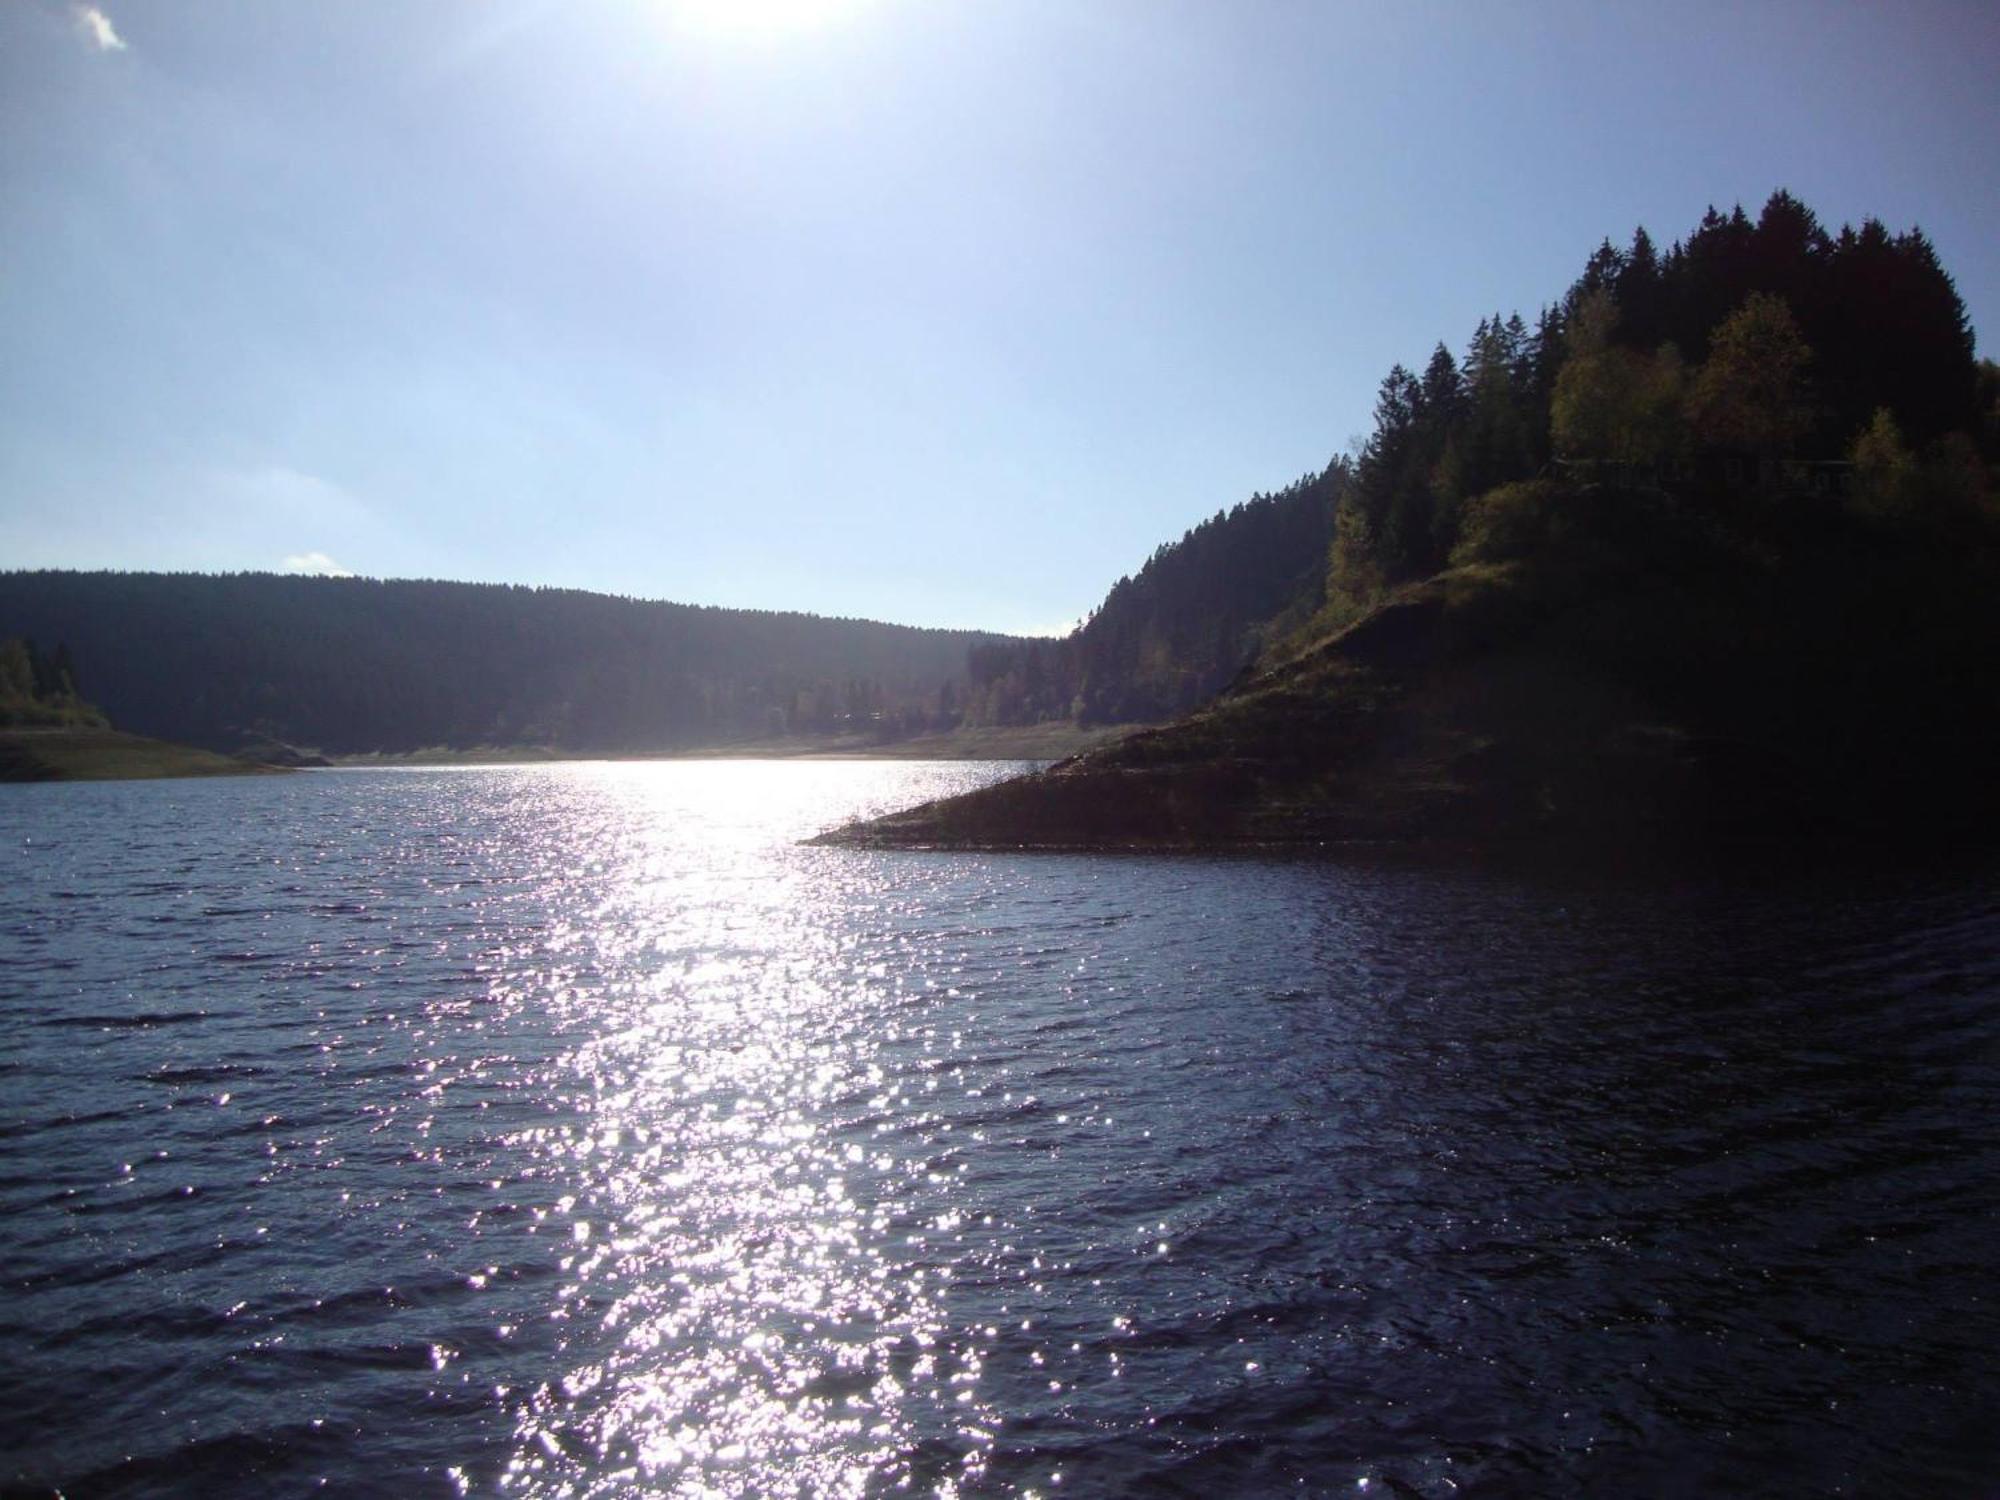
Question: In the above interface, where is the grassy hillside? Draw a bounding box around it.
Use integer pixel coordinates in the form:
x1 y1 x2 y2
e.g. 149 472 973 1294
0 727 286 783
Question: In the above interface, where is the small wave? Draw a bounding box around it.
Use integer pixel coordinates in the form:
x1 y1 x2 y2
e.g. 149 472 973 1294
256 1270 485 1330
52 1421 359 1499
0 1106 146 1139
42 1009 215 1029
16 1234 265 1292
137 1064 266 1086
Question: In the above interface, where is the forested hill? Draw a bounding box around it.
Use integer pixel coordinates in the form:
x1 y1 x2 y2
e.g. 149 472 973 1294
0 572 1006 754
825 192 2000 852
962 190 1996 733
964 468 1341 725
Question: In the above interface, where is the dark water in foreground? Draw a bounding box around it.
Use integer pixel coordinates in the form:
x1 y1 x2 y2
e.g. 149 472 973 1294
2 762 1997 1499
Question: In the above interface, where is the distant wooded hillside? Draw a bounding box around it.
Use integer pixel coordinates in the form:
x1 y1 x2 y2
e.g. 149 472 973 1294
0 573 1006 754
964 469 1341 726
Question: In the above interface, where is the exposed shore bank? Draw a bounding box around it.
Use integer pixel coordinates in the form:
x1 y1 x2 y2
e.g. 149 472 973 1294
0 727 290 783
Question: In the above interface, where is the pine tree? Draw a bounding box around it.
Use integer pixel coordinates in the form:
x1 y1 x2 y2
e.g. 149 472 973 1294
1615 226 1664 347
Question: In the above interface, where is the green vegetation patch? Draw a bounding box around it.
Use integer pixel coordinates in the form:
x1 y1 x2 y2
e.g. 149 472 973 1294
0 728 286 783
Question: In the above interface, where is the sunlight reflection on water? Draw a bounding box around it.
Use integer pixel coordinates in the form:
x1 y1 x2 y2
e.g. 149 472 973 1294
487 763 1011 1498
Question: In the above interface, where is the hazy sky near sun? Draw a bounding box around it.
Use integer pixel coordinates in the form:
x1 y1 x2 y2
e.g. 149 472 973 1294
3 1 1996 633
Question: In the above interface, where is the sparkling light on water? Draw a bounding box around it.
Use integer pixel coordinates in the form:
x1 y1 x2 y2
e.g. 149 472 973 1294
491 764 1007 1497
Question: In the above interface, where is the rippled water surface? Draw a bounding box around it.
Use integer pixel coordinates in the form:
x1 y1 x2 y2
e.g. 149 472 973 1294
3 762 1999 1498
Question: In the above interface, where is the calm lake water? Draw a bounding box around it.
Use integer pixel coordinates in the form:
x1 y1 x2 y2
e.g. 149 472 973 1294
2 761 1997 1498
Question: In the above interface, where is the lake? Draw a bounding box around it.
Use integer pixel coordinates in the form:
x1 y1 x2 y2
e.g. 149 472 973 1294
2 761 1997 1497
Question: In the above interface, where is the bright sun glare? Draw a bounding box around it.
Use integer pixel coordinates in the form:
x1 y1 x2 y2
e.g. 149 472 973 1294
664 0 868 43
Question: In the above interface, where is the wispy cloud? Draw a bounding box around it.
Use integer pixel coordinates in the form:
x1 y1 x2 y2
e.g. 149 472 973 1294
280 551 355 577
75 5 127 52
228 464 370 520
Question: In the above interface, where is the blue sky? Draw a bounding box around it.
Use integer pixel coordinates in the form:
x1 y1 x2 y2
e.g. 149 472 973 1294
3 1 1995 634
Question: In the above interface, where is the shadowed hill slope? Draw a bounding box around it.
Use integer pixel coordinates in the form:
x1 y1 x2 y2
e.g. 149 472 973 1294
815 483 2000 852
961 468 1341 726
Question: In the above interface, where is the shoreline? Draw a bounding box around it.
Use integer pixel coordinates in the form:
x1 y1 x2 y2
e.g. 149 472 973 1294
327 721 1144 768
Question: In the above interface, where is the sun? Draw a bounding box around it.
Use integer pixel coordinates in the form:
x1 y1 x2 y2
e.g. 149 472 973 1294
662 0 870 44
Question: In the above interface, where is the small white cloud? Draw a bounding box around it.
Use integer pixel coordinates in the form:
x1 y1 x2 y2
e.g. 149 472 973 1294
75 5 127 51
280 551 355 577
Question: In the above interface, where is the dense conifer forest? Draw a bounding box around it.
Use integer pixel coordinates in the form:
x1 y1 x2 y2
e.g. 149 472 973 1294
0 574 1001 754
1326 190 1991 612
